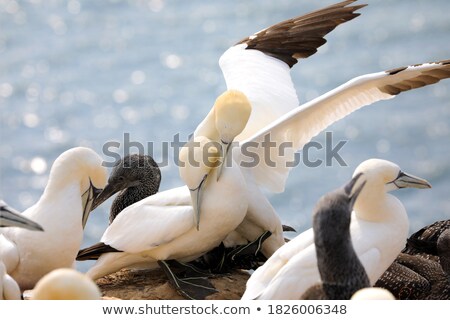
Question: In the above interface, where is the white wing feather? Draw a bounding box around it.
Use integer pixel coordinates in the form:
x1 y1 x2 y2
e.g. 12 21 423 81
219 44 299 142
101 186 194 253
239 61 450 193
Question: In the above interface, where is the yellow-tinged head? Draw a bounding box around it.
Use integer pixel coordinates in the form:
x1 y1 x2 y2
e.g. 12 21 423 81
31 268 102 300
214 90 252 144
213 90 251 180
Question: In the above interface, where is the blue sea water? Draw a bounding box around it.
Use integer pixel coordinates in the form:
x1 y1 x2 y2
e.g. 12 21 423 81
0 0 449 272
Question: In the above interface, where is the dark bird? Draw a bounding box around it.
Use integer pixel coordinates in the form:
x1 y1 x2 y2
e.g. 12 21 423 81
78 154 161 261
403 219 450 256
301 173 370 300
375 220 450 299
0 200 43 231
91 154 161 224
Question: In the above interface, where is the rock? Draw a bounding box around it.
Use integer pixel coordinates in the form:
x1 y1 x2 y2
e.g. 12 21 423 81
96 268 250 300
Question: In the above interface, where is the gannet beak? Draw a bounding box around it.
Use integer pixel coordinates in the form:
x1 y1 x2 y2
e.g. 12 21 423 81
91 182 121 212
217 140 232 181
391 171 432 190
190 174 207 231
0 205 44 231
81 179 103 229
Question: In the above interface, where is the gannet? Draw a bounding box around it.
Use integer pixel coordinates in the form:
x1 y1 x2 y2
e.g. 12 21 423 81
375 224 450 299
79 136 249 288
77 91 252 281
242 159 431 299
31 268 102 300
301 173 370 300
0 202 43 300
192 0 366 256
77 147 271 275
90 154 161 224
0 147 107 290
351 287 395 300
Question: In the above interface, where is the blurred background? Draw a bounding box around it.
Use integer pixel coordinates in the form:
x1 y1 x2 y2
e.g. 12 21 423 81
0 0 449 272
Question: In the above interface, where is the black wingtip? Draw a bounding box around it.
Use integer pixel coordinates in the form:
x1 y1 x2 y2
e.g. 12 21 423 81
236 0 367 68
76 242 121 261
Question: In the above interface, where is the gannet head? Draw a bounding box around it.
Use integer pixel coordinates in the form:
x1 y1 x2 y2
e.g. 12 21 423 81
48 147 107 228
353 159 431 192
0 200 44 231
31 268 102 300
179 136 221 230
213 90 251 180
351 287 395 300
91 154 161 212
351 159 431 218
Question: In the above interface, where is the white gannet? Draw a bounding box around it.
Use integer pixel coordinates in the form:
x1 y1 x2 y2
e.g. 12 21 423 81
192 0 366 255
0 200 43 231
301 173 370 300
31 268 102 300
242 159 431 299
0 147 107 290
80 92 251 279
0 202 43 300
80 135 249 289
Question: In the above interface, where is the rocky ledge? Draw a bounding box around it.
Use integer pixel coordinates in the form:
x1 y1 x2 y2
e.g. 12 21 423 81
96 268 250 300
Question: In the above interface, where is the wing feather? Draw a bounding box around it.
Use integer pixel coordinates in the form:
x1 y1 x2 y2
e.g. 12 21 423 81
218 1 366 142
239 60 450 192
101 186 194 253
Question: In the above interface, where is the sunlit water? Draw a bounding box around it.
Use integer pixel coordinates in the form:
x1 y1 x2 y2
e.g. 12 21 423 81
1 0 449 272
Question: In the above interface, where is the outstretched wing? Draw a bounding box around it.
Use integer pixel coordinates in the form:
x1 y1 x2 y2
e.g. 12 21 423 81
239 60 450 193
